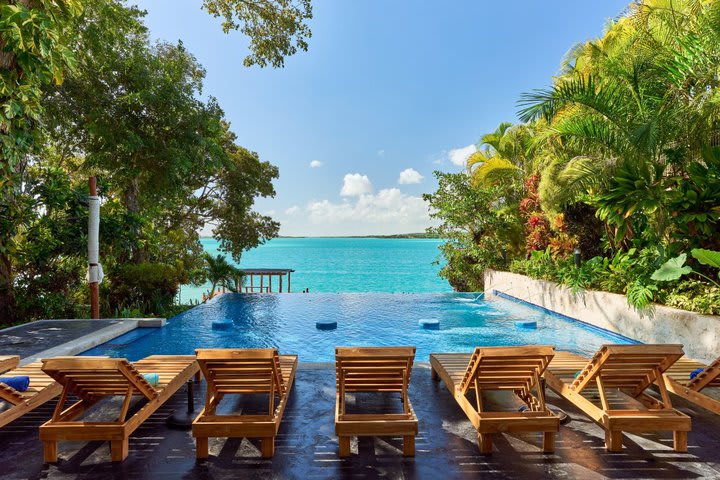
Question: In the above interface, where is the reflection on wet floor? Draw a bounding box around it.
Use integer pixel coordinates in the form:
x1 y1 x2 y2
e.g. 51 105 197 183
0 365 718 479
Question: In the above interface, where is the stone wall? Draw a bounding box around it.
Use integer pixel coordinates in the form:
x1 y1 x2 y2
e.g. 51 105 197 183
484 269 720 363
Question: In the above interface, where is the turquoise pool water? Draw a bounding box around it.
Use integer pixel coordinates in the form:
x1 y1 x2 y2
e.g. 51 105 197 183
179 237 450 302
83 293 636 362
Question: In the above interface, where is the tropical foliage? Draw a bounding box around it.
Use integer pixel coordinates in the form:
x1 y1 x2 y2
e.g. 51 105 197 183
198 253 244 297
0 0 313 326
428 0 720 315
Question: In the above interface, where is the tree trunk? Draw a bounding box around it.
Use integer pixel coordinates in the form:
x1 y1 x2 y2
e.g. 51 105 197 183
122 178 146 263
0 252 16 326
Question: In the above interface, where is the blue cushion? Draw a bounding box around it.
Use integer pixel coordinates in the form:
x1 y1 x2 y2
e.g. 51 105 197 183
142 373 159 387
690 368 705 380
0 376 30 392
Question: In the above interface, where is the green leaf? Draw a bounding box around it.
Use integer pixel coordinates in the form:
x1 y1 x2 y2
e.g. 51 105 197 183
651 254 693 282
691 249 720 269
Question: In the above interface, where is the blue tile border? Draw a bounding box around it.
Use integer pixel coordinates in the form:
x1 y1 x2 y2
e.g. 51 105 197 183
492 290 641 345
80 326 160 356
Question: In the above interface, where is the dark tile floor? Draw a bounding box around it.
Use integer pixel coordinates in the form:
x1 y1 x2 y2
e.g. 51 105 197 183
1 365 719 480
0 320 120 357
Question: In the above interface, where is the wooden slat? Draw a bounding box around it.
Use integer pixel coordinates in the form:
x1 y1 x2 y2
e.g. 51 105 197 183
0 359 62 428
664 355 720 415
0 355 19 374
192 349 298 459
335 346 418 456
546 347 691 453
430 346 559 454
40 355 198 462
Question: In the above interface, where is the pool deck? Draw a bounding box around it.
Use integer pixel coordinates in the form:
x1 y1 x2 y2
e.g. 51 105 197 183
1 364 720 479
0 318 164 364
1 320 720 479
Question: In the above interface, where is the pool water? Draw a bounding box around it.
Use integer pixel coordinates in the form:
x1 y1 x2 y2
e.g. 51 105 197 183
83 293 637 362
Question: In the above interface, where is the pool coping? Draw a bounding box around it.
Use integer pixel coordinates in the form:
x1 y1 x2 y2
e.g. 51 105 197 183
492 290 641 344
9 318 166 366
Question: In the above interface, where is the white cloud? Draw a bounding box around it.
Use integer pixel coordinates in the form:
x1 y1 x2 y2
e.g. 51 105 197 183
340 173 373 197
265 209 276 216
377 149 385 157
285 205 300 216
300 188 436 235
310 160 323 168
398 168 424 185
448 144 477 166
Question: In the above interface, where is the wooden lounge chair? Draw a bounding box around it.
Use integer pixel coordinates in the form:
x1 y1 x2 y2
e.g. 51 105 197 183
0 355 19 373
335 346 418 457
0 356 62 428
430 346 559 454
544 345 691 452
664 354 720 415
39 355 198 462
192 348 298 459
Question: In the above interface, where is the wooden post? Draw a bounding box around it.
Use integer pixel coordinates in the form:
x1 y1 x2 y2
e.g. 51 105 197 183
260 274 264 293
279 274 283 293
288 272 291 293
250 274 254 293
268 274 272 293
88 177 100 319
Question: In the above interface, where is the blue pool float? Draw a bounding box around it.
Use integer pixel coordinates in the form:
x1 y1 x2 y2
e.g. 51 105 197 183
211 320 233 330
316 320 337 330
418 319 440 330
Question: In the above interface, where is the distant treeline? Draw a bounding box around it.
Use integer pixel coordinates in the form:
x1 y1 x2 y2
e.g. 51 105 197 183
273 233 443 239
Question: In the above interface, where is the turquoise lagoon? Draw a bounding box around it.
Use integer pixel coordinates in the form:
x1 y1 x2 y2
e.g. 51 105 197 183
179 237 450 302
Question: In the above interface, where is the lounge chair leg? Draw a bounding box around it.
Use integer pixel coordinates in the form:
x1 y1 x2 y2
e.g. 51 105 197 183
403 435 415 456
542 431 555 453
43 441 58 463
673 431 688 453
478 433 493 455
111 438 129 462
339 436 351 457
605 430 623 452
261 437 275 458
196 437 209 459
431 368 439 381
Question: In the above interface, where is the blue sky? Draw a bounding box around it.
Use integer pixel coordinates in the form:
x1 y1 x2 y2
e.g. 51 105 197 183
132 0 629 236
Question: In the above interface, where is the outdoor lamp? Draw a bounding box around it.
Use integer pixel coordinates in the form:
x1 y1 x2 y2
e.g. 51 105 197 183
573 248 582 268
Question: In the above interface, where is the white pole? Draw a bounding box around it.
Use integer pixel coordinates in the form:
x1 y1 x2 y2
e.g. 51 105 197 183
88 177 101 318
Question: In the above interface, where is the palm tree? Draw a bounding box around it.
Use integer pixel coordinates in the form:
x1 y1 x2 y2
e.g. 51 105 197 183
516 0 720 245
201 253 242 297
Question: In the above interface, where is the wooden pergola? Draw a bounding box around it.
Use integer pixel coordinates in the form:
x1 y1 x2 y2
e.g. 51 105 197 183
237 268 295 293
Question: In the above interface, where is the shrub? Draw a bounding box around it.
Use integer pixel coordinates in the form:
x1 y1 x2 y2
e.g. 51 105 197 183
662 280 720 315
104 263 182 316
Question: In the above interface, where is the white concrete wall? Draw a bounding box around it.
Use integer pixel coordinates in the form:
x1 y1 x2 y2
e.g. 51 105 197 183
484 269 720 364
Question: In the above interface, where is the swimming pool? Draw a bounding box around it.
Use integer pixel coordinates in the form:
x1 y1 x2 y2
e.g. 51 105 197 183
82 293 637 362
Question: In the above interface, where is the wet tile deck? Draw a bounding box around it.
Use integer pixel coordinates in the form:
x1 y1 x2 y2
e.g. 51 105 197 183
1 365 720 480
0 320 120 357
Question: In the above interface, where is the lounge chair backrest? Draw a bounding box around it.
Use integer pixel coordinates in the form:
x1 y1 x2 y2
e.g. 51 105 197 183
41 357 158 400
196 348 285 396
335 346 415 393
687 355 720 391
459 346 555 394
0 382 25 405
571 344 684 395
